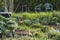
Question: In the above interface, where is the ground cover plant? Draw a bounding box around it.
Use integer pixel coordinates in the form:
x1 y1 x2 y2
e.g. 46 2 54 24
10 11 60 40
0 15 18 40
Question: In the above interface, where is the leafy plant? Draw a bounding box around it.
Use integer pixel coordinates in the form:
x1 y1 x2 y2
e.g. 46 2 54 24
41 26 53 33
23 19 32 26
34 32 47 40
0 15 18 40
31 23 42 28
48 30 60 39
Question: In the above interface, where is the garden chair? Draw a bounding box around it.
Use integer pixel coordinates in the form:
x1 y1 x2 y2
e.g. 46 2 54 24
35 4 42 12
44 3 53 11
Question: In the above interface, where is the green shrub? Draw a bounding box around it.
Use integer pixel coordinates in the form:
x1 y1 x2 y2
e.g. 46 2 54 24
0 15 18 38
39 13 53 25
41 26 53 33
40 18 49 25
48 30 60 39
49 17 58 24
23 19 32 26
17 25 30 30
11 12 60 25
31 18 40 25
31 23 42 28
34 32 47 40
21 13 38 19
55 34 60 40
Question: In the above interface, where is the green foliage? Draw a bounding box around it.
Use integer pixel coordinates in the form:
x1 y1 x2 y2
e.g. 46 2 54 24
7 20 18 30
34 32 47 40
12 12 60 25
11 12 60 40
41 26 52 33
23 19 32 26
0 15 18 37
31 23 42 28
48 30 60 39
11 12 60 26
17 25 30 30
55 34 60 40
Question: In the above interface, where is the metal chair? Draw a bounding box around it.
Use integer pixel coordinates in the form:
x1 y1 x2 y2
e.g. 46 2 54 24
35 4 42 12
44 3 53 11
